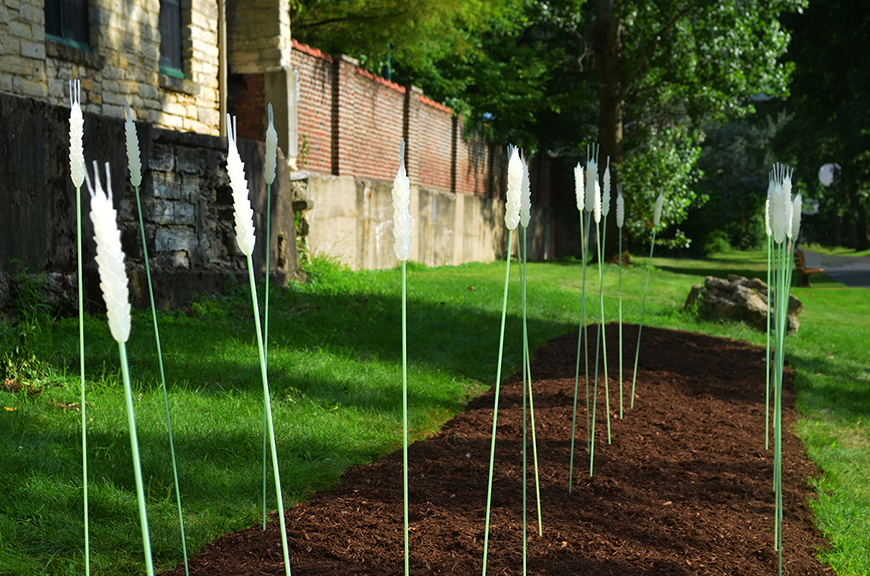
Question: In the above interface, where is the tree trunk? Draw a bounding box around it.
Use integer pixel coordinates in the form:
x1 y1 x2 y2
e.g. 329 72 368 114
595 0 625 261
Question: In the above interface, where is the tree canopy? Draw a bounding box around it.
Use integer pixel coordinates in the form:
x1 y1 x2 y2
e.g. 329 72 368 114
290 0 523 73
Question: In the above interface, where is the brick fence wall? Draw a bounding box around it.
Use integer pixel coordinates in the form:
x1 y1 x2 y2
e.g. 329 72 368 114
293 43 334 173
287 40 507 198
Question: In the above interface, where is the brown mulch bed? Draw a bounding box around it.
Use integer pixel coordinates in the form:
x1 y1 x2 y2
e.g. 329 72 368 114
159 324 830 575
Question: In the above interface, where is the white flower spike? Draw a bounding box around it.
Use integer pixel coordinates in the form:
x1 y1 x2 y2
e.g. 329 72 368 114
791 193 802 241
391 140 411 261
616 186 625 229
771 178 787 244
226 114 256 256
505 146 522 231
602 158 611 217
520 153 531 228
124 103 142 188
574 163 584 212
69 80 85 188
593 175 602 224
654 193 664 227
85 162 131 343
585 144 598 213
265 103 278 186
784 171 794 241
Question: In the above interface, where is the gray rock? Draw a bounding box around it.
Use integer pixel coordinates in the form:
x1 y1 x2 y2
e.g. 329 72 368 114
685 275 802 333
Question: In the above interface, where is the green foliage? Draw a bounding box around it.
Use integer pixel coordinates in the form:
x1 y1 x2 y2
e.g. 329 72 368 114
621 0 801 122
612 0 806 242
683 110 791 254
621 123 702 249
291 0 522 74
1 269 52 383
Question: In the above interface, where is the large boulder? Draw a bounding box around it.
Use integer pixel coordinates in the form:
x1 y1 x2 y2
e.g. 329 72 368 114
685 274 802 333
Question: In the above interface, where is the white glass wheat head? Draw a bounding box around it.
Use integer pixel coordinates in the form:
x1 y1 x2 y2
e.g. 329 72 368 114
766 176 775 238
85 162 131 343
654 193 664 227
391 141 411 261
226 114 256 256
782 170 793 200
770 179 787 244
124 103 142 188
602 158 611 216
69 79 85 188
616 186 624 229
265 103 278 186
585 145 598 213
520 154 531 228
792 194 802 240
593 177 602 224
505 146 522 231
574 163 584 212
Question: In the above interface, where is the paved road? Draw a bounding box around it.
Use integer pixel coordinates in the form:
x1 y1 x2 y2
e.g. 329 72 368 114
801 249 870 288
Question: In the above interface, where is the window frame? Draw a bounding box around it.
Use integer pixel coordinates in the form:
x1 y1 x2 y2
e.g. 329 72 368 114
45 0 91 52
158 0 184 79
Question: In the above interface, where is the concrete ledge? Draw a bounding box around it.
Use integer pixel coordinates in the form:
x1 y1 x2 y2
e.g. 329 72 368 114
159 74 201 97
46 39 106 69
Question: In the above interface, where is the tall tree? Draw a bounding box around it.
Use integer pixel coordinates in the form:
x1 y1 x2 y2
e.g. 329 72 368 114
590 0 805 256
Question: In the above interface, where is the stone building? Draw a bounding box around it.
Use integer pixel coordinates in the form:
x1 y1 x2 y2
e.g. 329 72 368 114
0 0 302 311
1 0 297 156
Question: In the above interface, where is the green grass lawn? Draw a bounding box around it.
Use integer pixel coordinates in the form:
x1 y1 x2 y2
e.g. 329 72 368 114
1 250 867 575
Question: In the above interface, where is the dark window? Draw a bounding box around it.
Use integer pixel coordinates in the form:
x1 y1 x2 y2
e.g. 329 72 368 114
159 0 183 77
45 0 90 50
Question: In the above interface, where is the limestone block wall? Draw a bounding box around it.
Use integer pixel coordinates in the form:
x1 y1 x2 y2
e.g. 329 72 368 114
303 173 552 271
0 92 299 312
226 0 291 73
0 0 221 135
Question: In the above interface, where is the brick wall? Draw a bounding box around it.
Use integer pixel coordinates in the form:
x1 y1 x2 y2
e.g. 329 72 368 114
0 0 221 135
293 42 333 173
407 90 453 191
346 67 405 181
454 122 494 196
291 40 507 198
230 73 265 141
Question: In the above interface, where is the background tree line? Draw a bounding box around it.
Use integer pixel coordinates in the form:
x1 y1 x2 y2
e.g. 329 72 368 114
291 0 868 254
